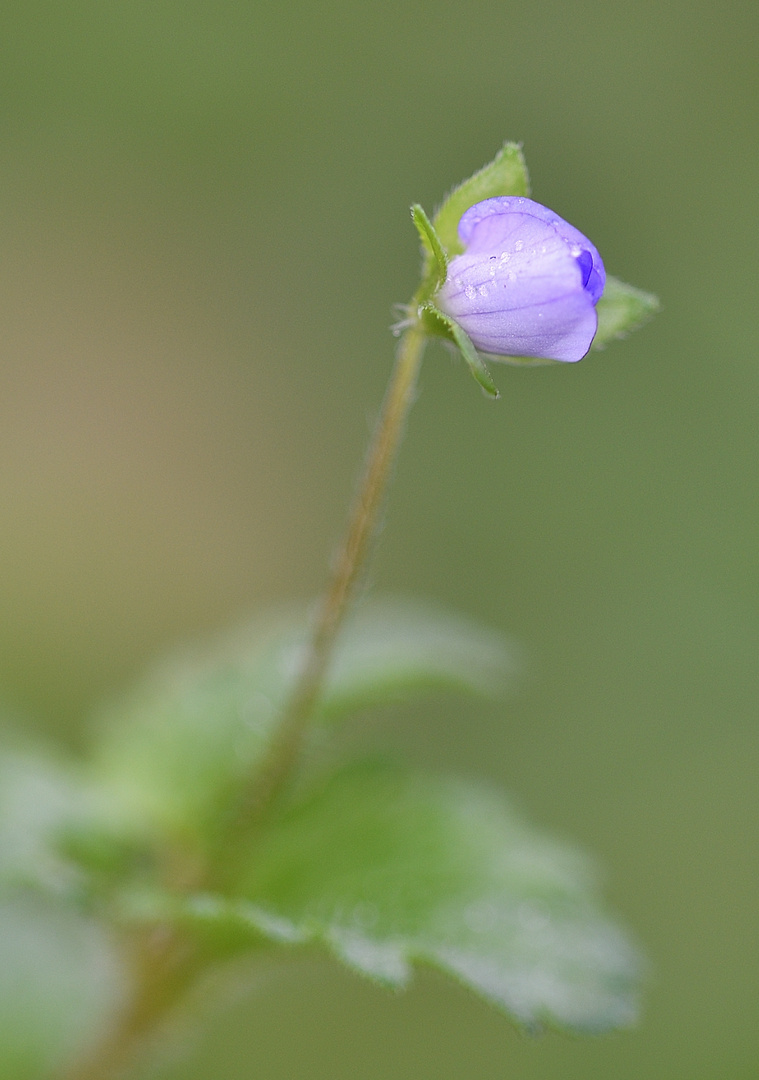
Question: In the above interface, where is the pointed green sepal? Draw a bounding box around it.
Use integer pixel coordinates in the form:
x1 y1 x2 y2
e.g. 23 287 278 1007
433 143 531 257
420 303 499 399
450 320 500 399
411 203 448 301
592 275 660 350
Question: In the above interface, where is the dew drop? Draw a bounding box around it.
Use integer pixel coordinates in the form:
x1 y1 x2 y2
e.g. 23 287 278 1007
465 285 476 300
514 239 524 252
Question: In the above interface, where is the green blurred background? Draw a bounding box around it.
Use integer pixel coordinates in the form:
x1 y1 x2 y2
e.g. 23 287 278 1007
0 0 757 1077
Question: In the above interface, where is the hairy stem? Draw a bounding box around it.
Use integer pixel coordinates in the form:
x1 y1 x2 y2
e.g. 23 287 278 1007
235 319 427 827
66 318 427 1079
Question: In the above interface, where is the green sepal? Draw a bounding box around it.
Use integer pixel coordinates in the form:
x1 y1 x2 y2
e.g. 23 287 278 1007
420 303 499 399
411 204 448 301
433 143 531 257
593 275 660 350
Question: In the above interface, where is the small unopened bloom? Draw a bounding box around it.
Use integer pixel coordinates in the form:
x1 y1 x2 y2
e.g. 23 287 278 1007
436 197 605 363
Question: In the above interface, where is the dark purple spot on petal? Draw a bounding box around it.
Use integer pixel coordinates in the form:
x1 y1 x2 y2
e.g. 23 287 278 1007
585 267 605 305
576 249 593 289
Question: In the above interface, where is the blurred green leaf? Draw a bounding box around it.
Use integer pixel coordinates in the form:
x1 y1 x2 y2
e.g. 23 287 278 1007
0 744 91 897
323 598 515 713
192 762 640 1033
593 275 660 349
0 893 123 1080
91 599 516 843
433 143 531 257
0 739 157 900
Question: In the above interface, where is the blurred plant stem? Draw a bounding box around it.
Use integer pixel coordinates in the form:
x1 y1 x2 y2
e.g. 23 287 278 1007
64 318 428 1079
230 318 428 831
63 927 200 1080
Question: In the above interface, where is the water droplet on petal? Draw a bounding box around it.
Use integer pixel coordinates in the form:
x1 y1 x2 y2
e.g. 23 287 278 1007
575 249 594 288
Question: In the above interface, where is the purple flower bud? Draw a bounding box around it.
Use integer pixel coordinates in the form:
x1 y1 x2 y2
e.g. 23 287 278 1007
436 197 605 363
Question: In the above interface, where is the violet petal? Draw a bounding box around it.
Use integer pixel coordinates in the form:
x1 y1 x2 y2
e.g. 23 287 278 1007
437 201 603 363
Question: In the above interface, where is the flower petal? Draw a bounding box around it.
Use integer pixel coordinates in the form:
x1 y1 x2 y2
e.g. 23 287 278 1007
438 209 599 363
457 197 605 304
